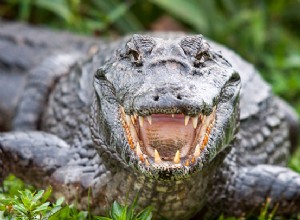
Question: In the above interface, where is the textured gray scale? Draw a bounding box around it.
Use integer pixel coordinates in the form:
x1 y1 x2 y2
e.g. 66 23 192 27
0 23 299 219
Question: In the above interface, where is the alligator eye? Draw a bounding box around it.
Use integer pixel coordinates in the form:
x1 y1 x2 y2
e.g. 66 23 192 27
195 51 210 61
130 49 140 61
194 51 211 67
128 49 143 66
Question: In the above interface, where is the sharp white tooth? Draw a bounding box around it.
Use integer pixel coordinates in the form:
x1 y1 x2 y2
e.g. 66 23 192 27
125 114 131 123
191 156 196 164
154 149 162 164
139 154 145 162
184 115 190 126
174 150 180 164
139 116 144 127
192 116 198 129
206 115 212 127
194 144 200 157
185 160 190 166
136 142 142 155
172 114 174 118
202 115 207 123
145 158 150 166
213 106 217 112
147 115 152 125
131 115 135 124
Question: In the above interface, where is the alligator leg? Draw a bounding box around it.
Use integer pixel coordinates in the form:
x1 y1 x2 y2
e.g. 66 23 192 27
0 21 98 131
0 52 82 132
275 97 300 153
0 73 26 131
205 164 300 218
0 131 110 213
0 131 72 186
12 53 82 131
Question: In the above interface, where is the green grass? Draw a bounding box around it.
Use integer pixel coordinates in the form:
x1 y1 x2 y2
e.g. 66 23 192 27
0 175 299 220
0 175 152 220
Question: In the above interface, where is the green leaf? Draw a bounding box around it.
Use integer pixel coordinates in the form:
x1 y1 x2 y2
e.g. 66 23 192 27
149 0 208 33
83 18 106 33
32 202 50 214
91 0 143 33
19 0 31 21
94 217 112 220
217 214 224 220
46 205 66 220
2 175 27 196
111 201 125 219
126 194 138 220
18 190 32 210
55 197 64 206
41 187 52 203
48 205 70 219
106 3 129 24
136 206 153 220
284 54 300 68
32 190 45 203
34 0 73 23
0 198 14 207
13 203 27 215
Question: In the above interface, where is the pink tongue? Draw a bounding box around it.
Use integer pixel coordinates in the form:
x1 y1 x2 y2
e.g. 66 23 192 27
139 114 195 160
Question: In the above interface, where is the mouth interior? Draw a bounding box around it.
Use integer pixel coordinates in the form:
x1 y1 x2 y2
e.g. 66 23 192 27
120 107 216 167
140 114 195 160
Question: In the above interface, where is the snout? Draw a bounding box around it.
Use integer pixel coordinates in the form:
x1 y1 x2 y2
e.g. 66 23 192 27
133 86 209 116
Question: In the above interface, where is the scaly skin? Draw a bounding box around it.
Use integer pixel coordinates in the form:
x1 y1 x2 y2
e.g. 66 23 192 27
0 22 299 219
0 21 99 131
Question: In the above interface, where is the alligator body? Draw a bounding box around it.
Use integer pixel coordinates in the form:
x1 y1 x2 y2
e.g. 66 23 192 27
0 22 300 219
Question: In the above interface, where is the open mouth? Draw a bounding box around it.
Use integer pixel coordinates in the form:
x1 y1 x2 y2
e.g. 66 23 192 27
120 107 216 168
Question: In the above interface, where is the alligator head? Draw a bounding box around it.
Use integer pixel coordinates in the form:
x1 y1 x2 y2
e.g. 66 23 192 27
93 34 240 180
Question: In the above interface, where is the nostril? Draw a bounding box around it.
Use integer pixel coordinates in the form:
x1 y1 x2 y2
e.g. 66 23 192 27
177 94 182 100
153 95 159 101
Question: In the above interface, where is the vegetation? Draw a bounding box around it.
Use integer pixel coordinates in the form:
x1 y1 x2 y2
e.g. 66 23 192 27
0 175 152 220
1 175 298 220
0 0 300 219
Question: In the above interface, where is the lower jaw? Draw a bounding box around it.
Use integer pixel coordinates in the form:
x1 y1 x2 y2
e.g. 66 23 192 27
103 157 217 220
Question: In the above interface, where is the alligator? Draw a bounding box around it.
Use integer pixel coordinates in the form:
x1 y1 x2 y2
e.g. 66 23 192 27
0 21 300 219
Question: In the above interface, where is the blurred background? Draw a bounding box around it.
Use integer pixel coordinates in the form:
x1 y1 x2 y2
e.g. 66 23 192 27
1 0 299 113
